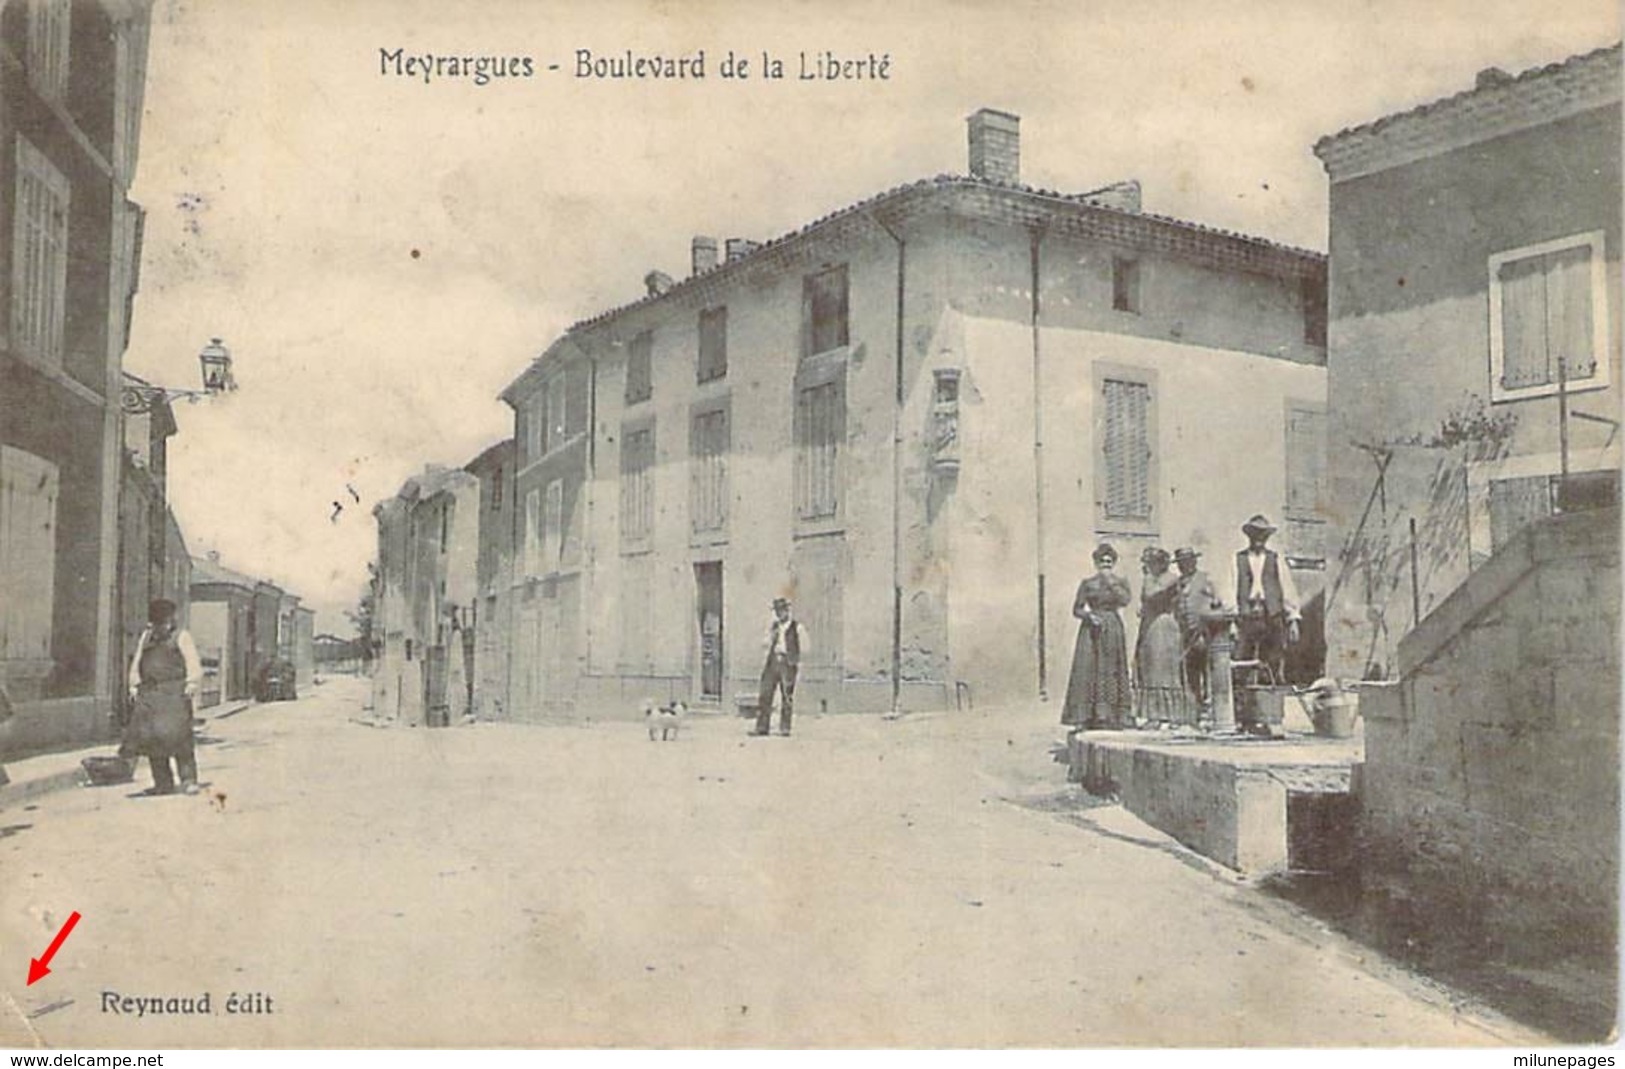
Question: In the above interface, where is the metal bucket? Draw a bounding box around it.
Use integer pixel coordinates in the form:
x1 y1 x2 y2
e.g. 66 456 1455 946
1310 694 1359 739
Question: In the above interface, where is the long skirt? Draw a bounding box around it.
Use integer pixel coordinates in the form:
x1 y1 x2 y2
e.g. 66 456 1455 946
1136 612 1190 724
1061 613 1132 728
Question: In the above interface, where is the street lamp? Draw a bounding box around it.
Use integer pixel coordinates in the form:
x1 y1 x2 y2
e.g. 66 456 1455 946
120 337 237 414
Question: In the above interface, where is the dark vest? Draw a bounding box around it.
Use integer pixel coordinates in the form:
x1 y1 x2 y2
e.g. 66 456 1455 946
1235 549 1285 617
773 620 802 666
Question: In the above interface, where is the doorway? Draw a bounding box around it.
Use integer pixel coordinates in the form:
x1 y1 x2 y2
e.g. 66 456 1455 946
695 562 724 702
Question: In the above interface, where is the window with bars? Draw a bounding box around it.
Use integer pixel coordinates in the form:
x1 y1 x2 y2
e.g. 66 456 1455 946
0 446 58 667
1112 257 1141 314
1284 402 1328 519
620 424 655 547
795 377 844 522
690 407 729 535
626 331 653 405
490 467 503 512
1490 232 1608 401
803 265 849 357
26 0 70 102
698 306 728 383
1099 376 1154 523
12 139 70 368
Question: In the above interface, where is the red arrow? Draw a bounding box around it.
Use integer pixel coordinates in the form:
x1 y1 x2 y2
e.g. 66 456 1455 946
26 911 80 986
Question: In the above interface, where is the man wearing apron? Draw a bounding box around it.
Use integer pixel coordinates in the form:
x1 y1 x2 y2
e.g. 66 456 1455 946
126 599 204 795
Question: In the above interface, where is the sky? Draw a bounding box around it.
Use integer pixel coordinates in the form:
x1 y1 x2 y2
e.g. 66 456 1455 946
123 0 1620 635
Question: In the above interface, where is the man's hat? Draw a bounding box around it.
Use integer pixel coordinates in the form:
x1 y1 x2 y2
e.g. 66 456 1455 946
1241 514 1278 536
1173 546 1201 562
772 597 791 610
1092 542 1119 563
147 598 177 624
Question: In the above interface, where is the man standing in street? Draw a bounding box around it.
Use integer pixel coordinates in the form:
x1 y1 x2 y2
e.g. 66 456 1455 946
1233 514 1301 686
1172 547 1222 723
754 597 809 737
126 599 204 795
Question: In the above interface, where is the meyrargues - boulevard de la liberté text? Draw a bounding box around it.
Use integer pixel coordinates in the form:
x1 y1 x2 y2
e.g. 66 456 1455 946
378 47 893 85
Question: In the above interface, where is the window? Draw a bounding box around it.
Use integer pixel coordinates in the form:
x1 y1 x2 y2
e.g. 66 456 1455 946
542 478 564 570
521 395 543 465
620 424 655 547
1100 376 1153 523
523 487 541 577
26 0 70 101
1489 231 1609 401
12 138 70 368
1112 257 1141 314
698 306 728 383
0 446 58 666
1284 402 1328 519
439 502 450 553
690 407 729 535
545 381 567 453
626 331 653 405
795 378 844 522
803 265 849 357
491 467 503 512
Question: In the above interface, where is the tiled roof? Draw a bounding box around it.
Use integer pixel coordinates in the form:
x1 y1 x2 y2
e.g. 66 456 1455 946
489 174 1325 396
1315 43 1622 181
190 554 259 591
563 174 1321 337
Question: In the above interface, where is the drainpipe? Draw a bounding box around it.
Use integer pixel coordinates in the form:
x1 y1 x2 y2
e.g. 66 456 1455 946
1030 223 1050 700
871 212 906 717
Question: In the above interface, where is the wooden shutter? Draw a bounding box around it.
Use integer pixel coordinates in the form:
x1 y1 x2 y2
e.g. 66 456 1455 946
1103 379 1151 519
1499 254 1550 389
1545 244 1595 380
1286 405 1327 517
0 446 58 663
698 307 727 383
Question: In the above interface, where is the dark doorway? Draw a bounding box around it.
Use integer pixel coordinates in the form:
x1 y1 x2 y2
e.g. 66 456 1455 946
695 562 724 702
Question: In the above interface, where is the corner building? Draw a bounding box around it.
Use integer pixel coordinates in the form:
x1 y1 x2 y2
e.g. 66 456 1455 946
500 110 1329 718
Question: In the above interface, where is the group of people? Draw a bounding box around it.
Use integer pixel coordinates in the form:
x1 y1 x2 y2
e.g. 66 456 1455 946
1061 513 1302 732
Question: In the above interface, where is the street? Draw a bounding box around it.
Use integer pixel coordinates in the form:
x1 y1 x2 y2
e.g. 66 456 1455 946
0 676 1546 1048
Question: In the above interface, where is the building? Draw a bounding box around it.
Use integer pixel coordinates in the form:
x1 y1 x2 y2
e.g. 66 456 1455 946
116 372 190 695
371 465 480 726
1314 44 1621 680
1315 46 1621 1033
497 109 1328 719
190 551 257 706
291 605 315 691
466 439 515 720
0 1 154 756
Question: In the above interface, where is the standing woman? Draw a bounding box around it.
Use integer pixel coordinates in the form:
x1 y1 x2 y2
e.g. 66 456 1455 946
126 599 203 795
1061 543 1133 730
1135 546 1187 727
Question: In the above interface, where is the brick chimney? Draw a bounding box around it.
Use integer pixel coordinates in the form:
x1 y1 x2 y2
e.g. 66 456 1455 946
691 236 718 276
967 108 1020 184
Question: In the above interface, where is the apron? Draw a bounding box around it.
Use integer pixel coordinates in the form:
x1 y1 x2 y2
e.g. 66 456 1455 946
126 633 193 756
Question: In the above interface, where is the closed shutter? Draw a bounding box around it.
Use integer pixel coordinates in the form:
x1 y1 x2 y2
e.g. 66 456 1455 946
1103 379 1151 519
1286 405 1327 517
0 446 59 663
690 409 729 533
1546 244 1595 380
796 380 843 520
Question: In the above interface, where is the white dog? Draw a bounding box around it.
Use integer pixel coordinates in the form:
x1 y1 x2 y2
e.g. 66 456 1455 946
644 698 687 741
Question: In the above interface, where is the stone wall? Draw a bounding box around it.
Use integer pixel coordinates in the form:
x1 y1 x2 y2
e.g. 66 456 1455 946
1356 507 1619 964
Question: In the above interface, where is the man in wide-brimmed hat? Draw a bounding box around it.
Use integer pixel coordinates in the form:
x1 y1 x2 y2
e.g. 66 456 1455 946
1172 547 1223 720
1233 514 1300 690
753 596 810 737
